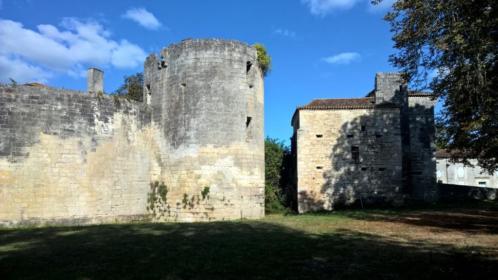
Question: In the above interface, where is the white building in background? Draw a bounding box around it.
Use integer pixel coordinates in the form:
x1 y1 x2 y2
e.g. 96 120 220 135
436 150 498 189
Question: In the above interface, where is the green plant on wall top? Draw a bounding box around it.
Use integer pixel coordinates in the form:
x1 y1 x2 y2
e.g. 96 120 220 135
253 43 271 77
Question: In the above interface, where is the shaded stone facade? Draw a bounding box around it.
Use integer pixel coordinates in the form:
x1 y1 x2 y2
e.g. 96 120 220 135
292 73 437 212
0 39 264 227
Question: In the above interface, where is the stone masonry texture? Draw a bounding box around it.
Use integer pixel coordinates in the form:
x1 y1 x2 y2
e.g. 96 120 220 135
292 73 437 212
0 39 265 227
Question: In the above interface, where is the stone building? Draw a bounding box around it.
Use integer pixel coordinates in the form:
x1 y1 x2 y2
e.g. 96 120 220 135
0 39 264 227
292 73 437 212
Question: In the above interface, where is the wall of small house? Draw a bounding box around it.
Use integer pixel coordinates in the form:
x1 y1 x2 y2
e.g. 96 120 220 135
295 108 403 213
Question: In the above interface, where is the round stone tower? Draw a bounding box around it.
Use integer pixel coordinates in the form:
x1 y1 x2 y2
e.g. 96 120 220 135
143 39 264 221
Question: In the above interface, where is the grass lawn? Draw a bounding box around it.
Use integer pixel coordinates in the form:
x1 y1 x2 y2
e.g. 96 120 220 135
1 202 497 280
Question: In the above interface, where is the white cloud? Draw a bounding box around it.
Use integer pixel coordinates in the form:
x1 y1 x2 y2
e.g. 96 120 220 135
0 18 146 83
273 28 296 38
323 52 361 64
0 55 51 83
123 8 161 30
302 0 362 16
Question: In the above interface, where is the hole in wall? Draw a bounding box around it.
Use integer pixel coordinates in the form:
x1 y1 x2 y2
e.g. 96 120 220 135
375 133 382 138
246 116 252 128
159 55 167 69
316 134 323 138
361 125 366 132
246 61 252 73
146 84 151 105
316 166 323 170
351 146 360 164
249 84 254 88
347 134 354 138
181 83 186 88
378 167 386 171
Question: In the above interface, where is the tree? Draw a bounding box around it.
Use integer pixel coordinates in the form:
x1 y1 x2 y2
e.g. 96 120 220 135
264 137 293 213
435 114 450 150
253 43 271 77
375 0 498 172
115 72 143 102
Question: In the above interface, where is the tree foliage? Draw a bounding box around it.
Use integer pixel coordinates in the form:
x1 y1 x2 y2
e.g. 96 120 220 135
115 72 143 102
375 0 498 172
253 43 271 77
265 137 294 213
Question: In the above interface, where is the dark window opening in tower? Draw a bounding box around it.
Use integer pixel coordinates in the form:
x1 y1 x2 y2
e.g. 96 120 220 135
181 83 186 88
146 84 151 105
246 116 252 128
160 56 167 68
246 61 252 74
351 146 360 164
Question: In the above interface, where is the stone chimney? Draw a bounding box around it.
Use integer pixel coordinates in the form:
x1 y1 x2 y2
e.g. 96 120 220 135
87 68 104 95
374 72 406 106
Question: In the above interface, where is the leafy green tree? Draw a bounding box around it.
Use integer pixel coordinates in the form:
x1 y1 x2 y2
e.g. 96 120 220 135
435 114 450 150
265 137 292 213
253 43 271 77
115 72 143 102
375 0 498 172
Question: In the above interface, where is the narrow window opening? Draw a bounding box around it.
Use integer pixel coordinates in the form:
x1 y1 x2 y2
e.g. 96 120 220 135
375 133 382 138
351 146 360 164
181 83 186 88
246 116 252 128
347 134 354 138
316 134 323 138
378 167 386 171
361 167 368 171
246 61 252 73
361 125 366 132
478 181 487 186
316 166 323 170
146 84 151 105
249 84 254 88
159 56 167 69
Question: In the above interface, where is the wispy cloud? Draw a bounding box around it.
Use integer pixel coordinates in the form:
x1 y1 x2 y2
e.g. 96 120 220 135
122 7 161 30
301 0 362 16
323 52 361 65
273 28 296 38
0 18 146 83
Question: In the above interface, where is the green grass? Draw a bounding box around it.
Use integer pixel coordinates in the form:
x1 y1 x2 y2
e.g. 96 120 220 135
1 202 497 279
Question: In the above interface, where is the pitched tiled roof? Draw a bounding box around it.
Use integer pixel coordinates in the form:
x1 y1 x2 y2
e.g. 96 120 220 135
408 91 434 97
297 97 377 110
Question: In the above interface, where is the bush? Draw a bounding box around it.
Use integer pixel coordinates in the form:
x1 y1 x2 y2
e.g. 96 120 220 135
253 43 271 77
265 137 294 213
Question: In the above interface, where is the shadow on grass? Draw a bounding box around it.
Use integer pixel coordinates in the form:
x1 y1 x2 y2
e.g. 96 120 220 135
1 218 497 280
317 201 498 235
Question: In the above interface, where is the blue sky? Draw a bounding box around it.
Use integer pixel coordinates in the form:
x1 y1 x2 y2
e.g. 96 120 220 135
0 0 400 143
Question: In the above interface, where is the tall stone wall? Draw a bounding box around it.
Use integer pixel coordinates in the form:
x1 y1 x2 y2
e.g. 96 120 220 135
0 38 265 227
408 95 437 201
294 108 403 212
0 85 156 226
144 39 265 221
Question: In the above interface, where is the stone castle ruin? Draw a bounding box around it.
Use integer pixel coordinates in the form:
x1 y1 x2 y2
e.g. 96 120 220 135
292 73 437 212
0 39 265 226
